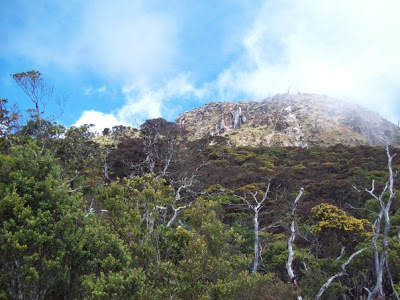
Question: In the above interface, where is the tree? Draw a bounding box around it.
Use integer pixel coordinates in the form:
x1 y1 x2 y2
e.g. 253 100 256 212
56 125 103 193
355 145 399 300
11 71 67 149
165 163 208 228
236 182 278 274
139 118 186 178
175 197 247 299
166 175 197 228
286 187 304 285
0 141 147 299
11 71 57 123
0 142 76 299
310 203 370 259
0 98 19 151
107 119 185 179
314 247 369 300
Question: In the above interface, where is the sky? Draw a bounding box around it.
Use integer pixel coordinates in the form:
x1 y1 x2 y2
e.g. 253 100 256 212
1 0 400 133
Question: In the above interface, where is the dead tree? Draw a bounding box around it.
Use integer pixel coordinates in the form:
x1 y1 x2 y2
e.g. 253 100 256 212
286 187 304 285
238 182 273 274
139 118 185 178
166 175 197 227
354 145 398 300
165 161 208 227
314 247 369 300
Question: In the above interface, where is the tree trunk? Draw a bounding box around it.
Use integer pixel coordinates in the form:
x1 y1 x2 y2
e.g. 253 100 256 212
286 188 304 284
362 145 397 300
252 207 260 274
315 247 368 300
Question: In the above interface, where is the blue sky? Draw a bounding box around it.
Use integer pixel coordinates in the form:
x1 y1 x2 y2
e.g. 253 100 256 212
1 0 400 132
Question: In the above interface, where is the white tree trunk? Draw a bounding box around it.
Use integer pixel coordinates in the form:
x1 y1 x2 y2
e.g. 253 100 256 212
166 205 189 228
252 207 260 274
239 183 271 274
315 247 369 300
167 208 179 228
365 145 396 300
286 188 304 284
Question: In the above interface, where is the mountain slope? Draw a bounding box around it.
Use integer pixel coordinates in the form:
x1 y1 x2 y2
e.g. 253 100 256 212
176 93 400 147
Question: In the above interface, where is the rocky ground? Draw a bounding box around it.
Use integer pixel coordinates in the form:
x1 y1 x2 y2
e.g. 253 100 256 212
176 93 400 147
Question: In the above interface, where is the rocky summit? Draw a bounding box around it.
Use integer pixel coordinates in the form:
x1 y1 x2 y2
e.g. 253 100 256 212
176 93 400 147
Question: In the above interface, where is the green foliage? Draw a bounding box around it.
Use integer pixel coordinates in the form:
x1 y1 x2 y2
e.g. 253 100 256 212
210 272 298 299
78 216 145 299
390 211 400 237
170 198 248 298
18 119 66 146
292 163 306 170
0 142 75 298
300 268 348 299
0 98 19 152
57 125 103 187
261 236 289 276
0 142 146 299
1 96 399 299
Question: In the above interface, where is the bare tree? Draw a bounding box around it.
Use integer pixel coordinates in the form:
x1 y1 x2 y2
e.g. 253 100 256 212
102 145 114 182
286 187 304 285
354 145 398 300
165 162 208 227
143 119 182 175
237 182 275 274
314 247 369 300
166 175 197 227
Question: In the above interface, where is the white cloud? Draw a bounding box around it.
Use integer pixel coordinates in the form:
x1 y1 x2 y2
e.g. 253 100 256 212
117 74 207 125
75 74 206 131
4 1 178 83
73 110 129 134
74 2 178 82
84 85 107 96
97 85 106 94
214 0 400 122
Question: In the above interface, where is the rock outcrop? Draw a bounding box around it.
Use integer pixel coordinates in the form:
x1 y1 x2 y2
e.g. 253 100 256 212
176 93 400 147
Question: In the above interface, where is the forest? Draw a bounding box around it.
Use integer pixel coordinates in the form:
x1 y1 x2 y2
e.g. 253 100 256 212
0 72 399 299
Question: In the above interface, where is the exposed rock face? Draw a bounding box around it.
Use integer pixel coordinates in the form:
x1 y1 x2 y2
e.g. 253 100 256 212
218 104 246 131
176 93 400 147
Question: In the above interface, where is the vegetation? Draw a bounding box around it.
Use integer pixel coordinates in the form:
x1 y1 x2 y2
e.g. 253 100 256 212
1 72 399 299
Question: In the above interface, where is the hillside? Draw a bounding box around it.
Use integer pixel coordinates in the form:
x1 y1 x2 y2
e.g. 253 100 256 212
1 96 400 299
176 93 400 147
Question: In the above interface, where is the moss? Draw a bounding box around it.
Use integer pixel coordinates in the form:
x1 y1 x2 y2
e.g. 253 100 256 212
292 164 306 170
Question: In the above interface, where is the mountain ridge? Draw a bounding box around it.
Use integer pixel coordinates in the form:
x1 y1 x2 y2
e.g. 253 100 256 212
176 93 400 147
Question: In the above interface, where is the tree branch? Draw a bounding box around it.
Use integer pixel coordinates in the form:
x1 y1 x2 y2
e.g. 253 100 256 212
314 247 369 300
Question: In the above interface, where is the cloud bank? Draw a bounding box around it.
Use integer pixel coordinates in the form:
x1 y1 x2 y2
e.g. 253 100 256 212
75 74 207 131
215 0 400 122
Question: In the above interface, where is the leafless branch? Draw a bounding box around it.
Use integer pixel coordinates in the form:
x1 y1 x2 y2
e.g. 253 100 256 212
314 247 369 300
346 203 378 217
353 145 397 300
